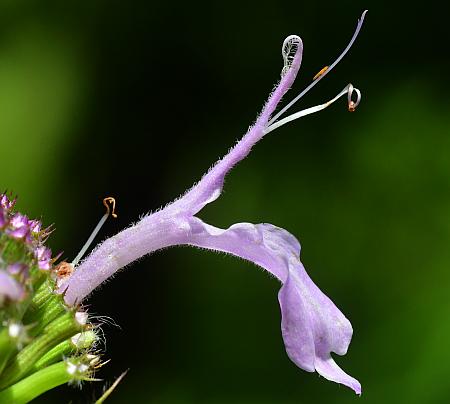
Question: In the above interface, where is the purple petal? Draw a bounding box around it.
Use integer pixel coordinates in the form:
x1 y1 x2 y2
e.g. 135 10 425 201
7 213 30 239
38 259 52 270
61 212 360 393
34 246 51 261
7 263 28 276
7 226 30 239
0 270 25 302
0 194 14 210
0 207 7 228
29 219 42 234
34 246 52 270
10 213 28 228
186 218 360 393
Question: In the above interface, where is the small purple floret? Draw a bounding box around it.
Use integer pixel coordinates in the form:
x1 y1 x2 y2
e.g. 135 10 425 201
7 263 29 277
34 246 52 270
7 213 30 239
0 270 25 303
29 219 42 234
0 194 15 210
0 207 7 228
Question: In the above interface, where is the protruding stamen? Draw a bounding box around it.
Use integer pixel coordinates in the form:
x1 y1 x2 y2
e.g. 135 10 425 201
269 10 368 126
71 197 118 267
265 83 361 134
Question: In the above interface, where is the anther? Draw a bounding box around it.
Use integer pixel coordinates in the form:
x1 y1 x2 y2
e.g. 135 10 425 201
103 197 118 219
313 66 329 80
347 83 361 112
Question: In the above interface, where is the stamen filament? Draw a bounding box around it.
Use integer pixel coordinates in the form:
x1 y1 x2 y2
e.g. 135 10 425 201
268 10 367 126
71 198 117 267
265 83 359 134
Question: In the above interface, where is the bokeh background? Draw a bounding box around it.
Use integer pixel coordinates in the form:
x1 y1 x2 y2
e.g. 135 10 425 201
2 1 450 403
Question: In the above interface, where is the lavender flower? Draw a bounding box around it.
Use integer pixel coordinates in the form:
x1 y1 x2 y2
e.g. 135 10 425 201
7 213 30 240
60 11 367 394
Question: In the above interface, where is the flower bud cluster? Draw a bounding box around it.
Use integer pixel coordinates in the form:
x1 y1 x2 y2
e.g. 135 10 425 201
0 193 54 310
0 193 103 402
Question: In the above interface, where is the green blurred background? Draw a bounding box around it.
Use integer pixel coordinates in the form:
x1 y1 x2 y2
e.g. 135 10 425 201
2 0 450 403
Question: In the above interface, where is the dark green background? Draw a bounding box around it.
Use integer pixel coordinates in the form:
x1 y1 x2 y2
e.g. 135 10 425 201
2 1 449 403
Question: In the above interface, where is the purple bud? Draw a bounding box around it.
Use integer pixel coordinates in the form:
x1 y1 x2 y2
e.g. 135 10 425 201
37 259 52 271
7 263 29 277
34 246 51 261
29 219 42 234
0 194 13 210
34 246 52 270
0 270 25 303
10 213 28 228
0 207 7 228
7 213 30 239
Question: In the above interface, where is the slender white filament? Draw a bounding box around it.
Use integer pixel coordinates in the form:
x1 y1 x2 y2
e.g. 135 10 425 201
265 84 357 134
72 214 109 266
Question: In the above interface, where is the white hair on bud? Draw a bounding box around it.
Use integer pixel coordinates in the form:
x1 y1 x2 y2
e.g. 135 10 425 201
75 311 89 326
8 322 22 338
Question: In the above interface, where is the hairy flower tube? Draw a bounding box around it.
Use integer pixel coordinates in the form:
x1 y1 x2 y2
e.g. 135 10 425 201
57 11 368 395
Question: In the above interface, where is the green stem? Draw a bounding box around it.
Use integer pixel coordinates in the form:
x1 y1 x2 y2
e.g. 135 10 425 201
0 362 70 404
22 280 61 326
0 312 82 389
25 294 66 337
30 280 54 309
0 328 16 377
32 340 71 371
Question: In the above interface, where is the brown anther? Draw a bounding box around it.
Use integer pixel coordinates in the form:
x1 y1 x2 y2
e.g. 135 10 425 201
55 261 74 279
348 101 356 112
313 65 329 80
103 197 118 218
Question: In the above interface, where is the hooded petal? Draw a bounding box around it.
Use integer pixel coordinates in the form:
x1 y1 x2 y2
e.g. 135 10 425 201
187 217 361 394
